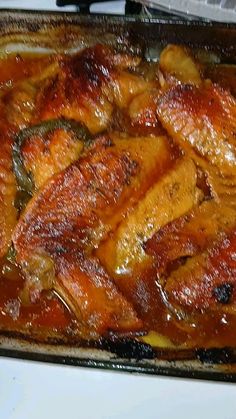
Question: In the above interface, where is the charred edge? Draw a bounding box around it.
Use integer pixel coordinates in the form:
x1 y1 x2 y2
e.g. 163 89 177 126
196 348 236 365
101 338 155 360
212 283 234 304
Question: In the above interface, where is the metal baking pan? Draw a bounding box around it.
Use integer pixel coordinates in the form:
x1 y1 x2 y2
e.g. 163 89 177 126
0 9 236 382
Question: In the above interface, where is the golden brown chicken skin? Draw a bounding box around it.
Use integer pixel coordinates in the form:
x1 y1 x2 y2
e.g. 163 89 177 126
157 82 236 183
165 227 236 313
0 42 235 347
13 135 144 337
35 44 151 134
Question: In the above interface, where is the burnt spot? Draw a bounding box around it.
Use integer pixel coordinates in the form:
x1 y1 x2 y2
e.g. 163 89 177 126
66 45 113 96
212 283 233 304
101 337 155 360
103 137 114 148
121 155 139 178
196 347 234 364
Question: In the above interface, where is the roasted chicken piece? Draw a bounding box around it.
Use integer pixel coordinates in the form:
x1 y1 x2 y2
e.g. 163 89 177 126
21 126 85 189
13 133 174 336
13 135 143 336
98 157 202 277
15 45 154 194
145 200 236 276
16 132 173 246
154 56 236 318
0 56 61 254
165 226 236 313
157 82 236 179
1 41 236 345
13 119 91 212
13 131 179 336
35 44 152 135
55 255 142 338
13 135 139 262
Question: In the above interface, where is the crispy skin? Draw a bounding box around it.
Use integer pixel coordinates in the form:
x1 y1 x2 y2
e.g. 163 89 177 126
0 58 61 256
157 83 236 178
13 136 139 259
13 135 144 335
145 201 236 276
3 46 236 341
98 157 201 276
14 133 177 336
165 227 236 313
15 134 174 256
36 45 150 134
157 81 236 217
22 129 84 189
20 46 152 190
56 255 142 338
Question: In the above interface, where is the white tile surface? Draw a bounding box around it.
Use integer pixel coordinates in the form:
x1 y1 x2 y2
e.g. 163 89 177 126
0 357 236 419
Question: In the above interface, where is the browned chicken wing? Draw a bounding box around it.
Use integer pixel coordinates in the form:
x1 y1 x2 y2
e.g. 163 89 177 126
165 227 236 313
0 41 236 346
13 135 147 336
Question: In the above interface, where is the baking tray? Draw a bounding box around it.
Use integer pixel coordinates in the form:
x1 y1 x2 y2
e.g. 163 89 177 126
0 9 236 381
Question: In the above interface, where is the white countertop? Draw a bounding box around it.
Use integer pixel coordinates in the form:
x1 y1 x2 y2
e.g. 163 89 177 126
1 357 236 419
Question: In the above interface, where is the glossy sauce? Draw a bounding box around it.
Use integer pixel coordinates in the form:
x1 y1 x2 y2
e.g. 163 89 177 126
0 53 54 91
0 256 72 339
0 52 235 349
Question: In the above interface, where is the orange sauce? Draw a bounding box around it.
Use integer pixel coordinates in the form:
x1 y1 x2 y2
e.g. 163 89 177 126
0 52 235 349
0 53 54 91
0 256 72 339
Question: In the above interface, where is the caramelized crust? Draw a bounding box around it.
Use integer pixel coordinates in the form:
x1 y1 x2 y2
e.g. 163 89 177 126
36 45 150 134
98 157 201 277
13 135 143 335
13 136 138 258
0 43 236 345
157 83 236 177
56 255 142 337
145 201 236 276
165 227 236 312
22 128 84 189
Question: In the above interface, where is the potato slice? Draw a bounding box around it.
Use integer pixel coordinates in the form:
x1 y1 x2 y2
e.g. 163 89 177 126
112 71 151 108
98 157 200 276
91 133 175 241
159 44 202 86
140 331 175 348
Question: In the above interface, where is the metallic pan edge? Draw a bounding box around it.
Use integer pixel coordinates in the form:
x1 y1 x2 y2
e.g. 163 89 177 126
0 9 236 381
